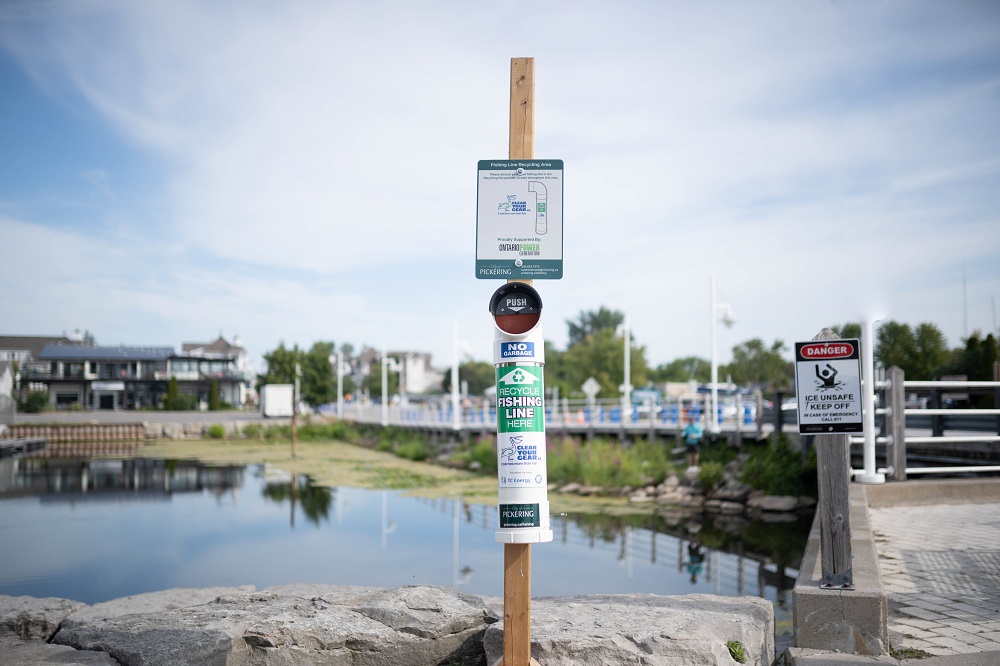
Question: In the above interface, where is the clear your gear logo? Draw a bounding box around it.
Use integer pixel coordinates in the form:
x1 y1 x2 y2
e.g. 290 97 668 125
497 194 527 214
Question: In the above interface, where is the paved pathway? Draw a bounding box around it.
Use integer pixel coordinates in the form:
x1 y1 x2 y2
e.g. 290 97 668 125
869 502 1000 658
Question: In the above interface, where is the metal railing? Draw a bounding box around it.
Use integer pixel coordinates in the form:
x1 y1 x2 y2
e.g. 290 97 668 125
857 367 1000 479
344 395 761 435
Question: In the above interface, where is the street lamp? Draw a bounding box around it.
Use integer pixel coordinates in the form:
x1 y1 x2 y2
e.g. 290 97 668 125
381 348 400 427
710 275 736 434
617 314 632 423
451 322 471 431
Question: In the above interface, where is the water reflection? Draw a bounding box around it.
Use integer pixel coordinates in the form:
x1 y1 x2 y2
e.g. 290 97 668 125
0 455 806 619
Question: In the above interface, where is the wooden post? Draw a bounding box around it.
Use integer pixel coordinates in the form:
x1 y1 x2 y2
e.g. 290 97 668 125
886 366 907 481
499 56 540 666
811 328 853 589
816 433 853 588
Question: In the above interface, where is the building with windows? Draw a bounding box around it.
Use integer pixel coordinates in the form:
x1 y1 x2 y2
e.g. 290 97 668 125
15 334 253 410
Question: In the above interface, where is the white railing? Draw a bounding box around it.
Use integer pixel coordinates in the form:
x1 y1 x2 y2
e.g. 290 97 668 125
344 395 761 433
853 368 1000 479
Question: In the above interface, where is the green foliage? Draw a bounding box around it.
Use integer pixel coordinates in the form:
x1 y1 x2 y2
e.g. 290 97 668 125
724 338 792 389
23 390 50 413
208 378 220 411
173 393 197 411
740 436 815 497
451 437 498 474
363 360 400 397
726 640 747 664
442 360 495 395
547 438 669 489
698 461 726 493
649 356 710 383
876 320 950 380
954 331 998 381
395 440 430 461
699 439 738 466
567 306 624 346
258 341 340 408
831 322 862 340
206 424 226 439
301 341 336 407
164 377 179 410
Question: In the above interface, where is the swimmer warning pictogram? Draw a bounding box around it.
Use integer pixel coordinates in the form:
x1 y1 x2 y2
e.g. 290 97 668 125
794 338 864 434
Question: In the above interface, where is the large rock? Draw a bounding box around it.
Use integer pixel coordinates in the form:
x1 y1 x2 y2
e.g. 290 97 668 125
484 593 774 666
747 495 799 512
0 635 119 665
61 585 255 629
53 585 498 666
0 594 86 640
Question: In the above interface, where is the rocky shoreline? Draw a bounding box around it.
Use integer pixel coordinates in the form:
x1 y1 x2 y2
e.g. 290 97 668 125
554 465 816 517
2 584 774 665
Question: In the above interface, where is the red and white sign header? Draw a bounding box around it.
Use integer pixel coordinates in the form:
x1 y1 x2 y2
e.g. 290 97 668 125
798 342 856 360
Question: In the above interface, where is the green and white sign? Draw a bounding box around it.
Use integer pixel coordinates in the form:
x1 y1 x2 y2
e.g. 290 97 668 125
476 160 563 280
496 365 547 490
496 366 545 433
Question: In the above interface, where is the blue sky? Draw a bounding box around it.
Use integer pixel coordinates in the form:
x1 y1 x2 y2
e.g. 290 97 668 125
1 1 998 375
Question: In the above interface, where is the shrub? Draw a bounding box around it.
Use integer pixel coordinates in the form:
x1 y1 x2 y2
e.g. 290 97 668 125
698 461 726 493
22 391 49 413
395 440 430 461
206 424 226 439
740 436 816 497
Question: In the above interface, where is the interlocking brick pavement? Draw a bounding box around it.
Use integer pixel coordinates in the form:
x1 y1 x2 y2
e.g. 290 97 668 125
869 502 1000 657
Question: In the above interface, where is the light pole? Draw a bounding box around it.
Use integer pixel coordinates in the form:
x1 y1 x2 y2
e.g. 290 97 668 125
710 275 736 434
618 314 632 423
381 348 401 426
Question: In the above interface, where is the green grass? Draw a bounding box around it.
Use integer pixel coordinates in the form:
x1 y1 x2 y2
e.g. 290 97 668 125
726 640 747 663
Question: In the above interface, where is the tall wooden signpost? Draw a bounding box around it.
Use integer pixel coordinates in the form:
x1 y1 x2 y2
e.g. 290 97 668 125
477 57 564 666
505 56 535 666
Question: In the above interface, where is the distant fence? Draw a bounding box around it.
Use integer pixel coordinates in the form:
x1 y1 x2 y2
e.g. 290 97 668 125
2 423 147 443
344 394 763 440
0 395 13 426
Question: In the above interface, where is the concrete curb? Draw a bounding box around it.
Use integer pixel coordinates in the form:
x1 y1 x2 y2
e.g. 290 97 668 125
793 484 888 656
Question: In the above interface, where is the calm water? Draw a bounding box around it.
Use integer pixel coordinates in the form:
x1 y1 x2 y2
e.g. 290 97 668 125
0 456 807 630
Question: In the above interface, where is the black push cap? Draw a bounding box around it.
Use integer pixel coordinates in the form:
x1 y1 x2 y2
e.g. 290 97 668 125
489 283 542 335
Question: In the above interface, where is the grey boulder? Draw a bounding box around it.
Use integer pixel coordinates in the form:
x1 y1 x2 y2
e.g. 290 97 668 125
0 594 86 640
53 584 498 666
484 593 774 666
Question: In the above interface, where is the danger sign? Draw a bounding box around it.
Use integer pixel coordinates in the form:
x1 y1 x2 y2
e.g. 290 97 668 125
794 339 864 434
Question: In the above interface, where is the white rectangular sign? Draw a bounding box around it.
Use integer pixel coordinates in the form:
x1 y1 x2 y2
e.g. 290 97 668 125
476 159 563 280
794 339 864 434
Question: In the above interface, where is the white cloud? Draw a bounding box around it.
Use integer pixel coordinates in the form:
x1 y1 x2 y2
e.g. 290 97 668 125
1 1 998 374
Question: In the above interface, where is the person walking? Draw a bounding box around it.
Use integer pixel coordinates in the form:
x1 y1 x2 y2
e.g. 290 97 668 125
683 415 703 468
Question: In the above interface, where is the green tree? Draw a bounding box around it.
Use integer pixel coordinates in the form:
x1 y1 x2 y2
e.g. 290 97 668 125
910 323 950 379
831 322 862 340
208 378 220 411
566 307 624 347
164 377 179 410
442 360 496 395
363 361 399 398
257 342 302 388
301 341 336 407
724 338 791 389
875 321 916 372
559 327 649 398
649 356 710 383
955 331 999 381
